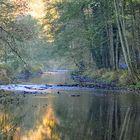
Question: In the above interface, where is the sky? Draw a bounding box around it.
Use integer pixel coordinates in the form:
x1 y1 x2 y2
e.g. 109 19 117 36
10 0 46 19
29 0 45 19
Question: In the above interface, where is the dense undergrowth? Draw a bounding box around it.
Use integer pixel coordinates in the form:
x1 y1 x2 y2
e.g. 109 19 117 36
72 68 140 89
0 64 43 84
0 64 12 84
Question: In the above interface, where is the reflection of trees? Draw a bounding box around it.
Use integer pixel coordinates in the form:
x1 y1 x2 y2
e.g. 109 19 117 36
82 94 140 140
54 93 140 140
0 112 20 139
81 95 121 140
0 93 61 140
16 104 60 140
1 92 140 140
118 94 140 140
0 93 25 139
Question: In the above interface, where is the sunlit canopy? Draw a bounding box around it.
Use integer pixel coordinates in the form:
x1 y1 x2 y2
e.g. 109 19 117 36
29 0 45 19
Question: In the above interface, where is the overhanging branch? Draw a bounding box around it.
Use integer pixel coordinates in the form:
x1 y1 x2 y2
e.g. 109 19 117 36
0 26 27 65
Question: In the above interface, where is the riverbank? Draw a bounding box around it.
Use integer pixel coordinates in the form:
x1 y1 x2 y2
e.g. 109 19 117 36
0 69 140 93
0 64 43 84
71 69 140 92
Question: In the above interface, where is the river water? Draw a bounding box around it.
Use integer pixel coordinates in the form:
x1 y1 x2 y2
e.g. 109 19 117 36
0 71 140 140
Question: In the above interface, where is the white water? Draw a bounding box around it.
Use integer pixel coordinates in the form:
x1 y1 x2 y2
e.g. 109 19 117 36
0 71 95 93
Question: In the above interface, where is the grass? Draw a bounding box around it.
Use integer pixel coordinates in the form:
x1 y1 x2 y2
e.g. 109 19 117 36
77 68 140 88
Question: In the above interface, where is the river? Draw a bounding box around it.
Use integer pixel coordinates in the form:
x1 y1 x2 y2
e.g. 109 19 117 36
0 71 140 140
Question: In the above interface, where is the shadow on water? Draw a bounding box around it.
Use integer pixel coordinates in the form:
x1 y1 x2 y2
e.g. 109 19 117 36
0 71 140 140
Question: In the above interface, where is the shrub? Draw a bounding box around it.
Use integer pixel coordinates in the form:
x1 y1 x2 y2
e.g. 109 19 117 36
118 70 133 85
0 64 12 84
135 82 140 89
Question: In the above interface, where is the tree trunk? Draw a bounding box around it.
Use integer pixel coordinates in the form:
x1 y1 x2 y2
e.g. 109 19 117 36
113 0 139 82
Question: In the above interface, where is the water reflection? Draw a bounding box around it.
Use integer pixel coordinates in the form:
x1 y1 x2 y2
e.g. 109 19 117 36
1 71 140 140
1 91 140 140
52 92 140 140
0 93 26 140
0 112 15 135
16 103 60 140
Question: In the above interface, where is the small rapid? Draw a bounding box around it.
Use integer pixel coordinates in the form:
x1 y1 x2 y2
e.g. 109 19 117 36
0 71 95 93
0 83 95 93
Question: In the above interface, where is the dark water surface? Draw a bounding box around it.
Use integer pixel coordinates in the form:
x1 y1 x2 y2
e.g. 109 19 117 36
0 71 140 140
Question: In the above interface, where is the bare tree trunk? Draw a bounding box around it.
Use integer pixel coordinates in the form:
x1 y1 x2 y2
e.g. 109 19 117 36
115 32 119 69
109 23 115 69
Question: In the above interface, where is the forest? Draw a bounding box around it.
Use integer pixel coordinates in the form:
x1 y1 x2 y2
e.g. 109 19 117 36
0 0 140 140
0 0 140 87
